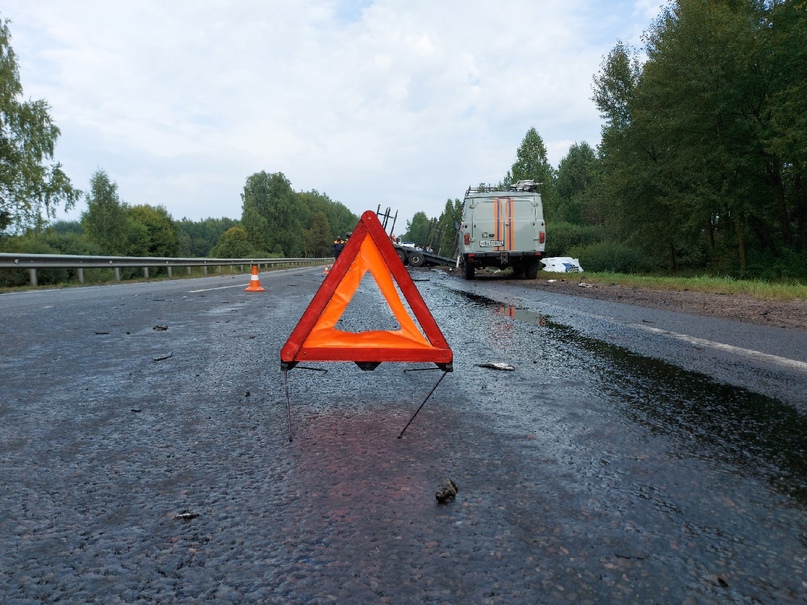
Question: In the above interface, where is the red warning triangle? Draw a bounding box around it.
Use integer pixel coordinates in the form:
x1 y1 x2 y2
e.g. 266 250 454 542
280 211 453 369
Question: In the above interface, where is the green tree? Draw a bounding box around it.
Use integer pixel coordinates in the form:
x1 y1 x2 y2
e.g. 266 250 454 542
240 171 302 256
298 190 358 240
763 0 807 254
402 211 430 247
639 0 764 270
0 17 79 234
592 40 641 139
178 217 240 257
303 211 332 257
127 204 180 257
593 37 690 271
504 127 558 220
432 198 462 257
556 142 598 225
41 220 102 256
81 170 129 254
638 0 807 270
592 1 807 275
210 226 256 258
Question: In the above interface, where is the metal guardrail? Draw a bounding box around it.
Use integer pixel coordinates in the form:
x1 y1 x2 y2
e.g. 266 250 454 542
0 253 332 287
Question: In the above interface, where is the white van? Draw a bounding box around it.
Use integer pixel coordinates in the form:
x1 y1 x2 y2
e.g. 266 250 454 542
457 180 546 279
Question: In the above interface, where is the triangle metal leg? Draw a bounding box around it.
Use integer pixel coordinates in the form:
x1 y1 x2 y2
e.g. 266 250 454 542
284 368 293 442
282 365 328 442
398 370 448 439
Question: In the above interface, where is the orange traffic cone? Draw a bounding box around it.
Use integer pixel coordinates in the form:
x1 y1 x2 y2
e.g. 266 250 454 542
245 265 266 292
322 265 330 275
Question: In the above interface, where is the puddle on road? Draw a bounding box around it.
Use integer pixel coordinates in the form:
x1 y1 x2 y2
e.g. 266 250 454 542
448 289 807 505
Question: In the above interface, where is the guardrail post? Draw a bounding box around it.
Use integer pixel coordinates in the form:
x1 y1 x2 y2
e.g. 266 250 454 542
78 268 85 285
203 266 208 276
29 268 38 287
115 268 121 282
187 267 191 276
143 267 149 279
167 266 173 279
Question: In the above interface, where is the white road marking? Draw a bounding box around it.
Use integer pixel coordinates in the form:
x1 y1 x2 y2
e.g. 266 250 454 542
188 284 246 293
634 324 807 372
532 299 807 373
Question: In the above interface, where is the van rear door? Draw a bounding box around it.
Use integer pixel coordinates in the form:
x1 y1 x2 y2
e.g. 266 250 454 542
507 196 541 252
486 196 539 252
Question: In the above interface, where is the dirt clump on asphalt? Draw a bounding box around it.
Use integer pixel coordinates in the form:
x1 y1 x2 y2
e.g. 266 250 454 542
517 277 807 332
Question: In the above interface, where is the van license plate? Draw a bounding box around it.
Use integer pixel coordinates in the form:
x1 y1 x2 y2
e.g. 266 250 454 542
480 240 504 247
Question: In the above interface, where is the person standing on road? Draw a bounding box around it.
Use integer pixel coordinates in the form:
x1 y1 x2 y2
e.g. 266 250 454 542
333 237 345 259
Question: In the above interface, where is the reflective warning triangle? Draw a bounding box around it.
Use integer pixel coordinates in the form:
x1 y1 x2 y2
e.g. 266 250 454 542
280 211 453 369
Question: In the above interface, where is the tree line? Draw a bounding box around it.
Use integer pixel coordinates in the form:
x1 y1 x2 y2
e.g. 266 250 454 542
400 0 806 280
0 165 358 286
1 13 357 288
3 1 806 283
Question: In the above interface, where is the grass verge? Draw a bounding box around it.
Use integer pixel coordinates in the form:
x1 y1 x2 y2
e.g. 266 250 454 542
547 272 807 302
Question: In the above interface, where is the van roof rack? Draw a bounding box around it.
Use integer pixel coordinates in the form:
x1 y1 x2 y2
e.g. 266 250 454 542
511 179 539 191
465 180 541 195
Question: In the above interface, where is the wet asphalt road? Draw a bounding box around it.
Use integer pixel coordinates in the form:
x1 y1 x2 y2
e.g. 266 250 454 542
1 267 806 604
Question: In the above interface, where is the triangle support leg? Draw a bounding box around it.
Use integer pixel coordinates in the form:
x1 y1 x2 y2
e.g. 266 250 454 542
281 365 328 442
398 370 448 439
284 367 293 442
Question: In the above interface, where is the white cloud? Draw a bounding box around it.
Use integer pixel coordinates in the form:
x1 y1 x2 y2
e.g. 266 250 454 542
3 0 656 229
633 0 666 21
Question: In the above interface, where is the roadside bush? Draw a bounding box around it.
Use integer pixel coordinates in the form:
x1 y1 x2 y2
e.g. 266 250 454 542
545 221 604 258
210 227 258 258
0 236 70 287
742 249 807 282
42 231 104 257
568 240 653 273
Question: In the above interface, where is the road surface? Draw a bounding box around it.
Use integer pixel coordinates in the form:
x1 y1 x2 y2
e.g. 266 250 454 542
1 267 806 604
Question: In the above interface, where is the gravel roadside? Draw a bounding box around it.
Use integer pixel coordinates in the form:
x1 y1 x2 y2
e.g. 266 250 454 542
497 276 807 333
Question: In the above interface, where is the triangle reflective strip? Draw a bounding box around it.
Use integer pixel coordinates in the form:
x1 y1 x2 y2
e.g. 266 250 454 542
280 211 453 366
303 236 432 349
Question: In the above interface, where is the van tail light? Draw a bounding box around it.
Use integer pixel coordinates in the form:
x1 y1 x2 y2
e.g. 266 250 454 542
464 234 470 245
539 231 545 244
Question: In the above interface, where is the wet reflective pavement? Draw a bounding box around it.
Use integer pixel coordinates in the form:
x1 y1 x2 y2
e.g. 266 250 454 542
1 268 806 603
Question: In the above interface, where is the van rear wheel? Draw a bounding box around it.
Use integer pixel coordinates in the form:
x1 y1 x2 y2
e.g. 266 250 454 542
524 260 539 279
462 261 475 280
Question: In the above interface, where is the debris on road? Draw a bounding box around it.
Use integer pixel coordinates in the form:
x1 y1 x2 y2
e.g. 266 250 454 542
476 362 515 371
541 256 584 273
435 478 458 503
706 574 730 588
153 352 173 362
175 512 200 520
153 325 168 331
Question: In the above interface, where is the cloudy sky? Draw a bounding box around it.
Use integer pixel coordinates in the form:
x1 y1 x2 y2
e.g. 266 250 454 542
4 0 662 231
